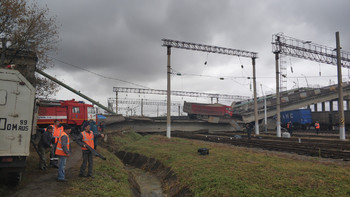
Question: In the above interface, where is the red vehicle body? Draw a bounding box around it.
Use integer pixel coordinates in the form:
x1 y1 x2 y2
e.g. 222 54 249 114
183 101 233 119
37 99 97 129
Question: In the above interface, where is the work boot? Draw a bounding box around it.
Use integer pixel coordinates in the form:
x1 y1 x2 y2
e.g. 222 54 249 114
57 179 68 182
87 174 94 178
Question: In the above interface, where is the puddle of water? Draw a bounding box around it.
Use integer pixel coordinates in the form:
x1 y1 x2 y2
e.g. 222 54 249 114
125 165 165 197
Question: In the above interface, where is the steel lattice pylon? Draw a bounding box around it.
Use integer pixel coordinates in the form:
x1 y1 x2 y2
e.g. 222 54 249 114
272 33 350 67
108 98 182 106
161 38 260 138
113 86 249 101
162 39 258 58
271 32 350 140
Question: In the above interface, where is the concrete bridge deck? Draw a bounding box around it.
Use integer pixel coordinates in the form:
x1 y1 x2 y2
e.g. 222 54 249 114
233 82 350 123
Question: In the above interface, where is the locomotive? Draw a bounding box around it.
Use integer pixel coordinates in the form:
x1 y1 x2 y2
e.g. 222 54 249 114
37 99 97 132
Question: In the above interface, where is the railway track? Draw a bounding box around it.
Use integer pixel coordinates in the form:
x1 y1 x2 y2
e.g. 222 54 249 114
171 131 350 161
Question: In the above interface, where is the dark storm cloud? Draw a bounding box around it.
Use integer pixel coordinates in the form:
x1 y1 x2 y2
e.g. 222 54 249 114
37 0 350 103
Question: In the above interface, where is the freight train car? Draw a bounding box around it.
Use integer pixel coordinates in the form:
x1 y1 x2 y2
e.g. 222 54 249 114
183 101 232 119
281 109 312 129
312 111 350 130
37 99 97 131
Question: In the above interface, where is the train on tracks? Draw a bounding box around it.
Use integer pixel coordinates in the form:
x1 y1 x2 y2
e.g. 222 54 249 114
312 111 350 130
281 109 312 129
183 100 349 130
280 108 350 130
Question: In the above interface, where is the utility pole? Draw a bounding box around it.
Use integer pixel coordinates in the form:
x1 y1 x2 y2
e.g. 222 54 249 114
166 46 171 138
275 51 281 137
252 57 259 135
336 32 346 140
36 69 116 114
261 84 267 133
1 38 6 66
115 91 118 114
141 98 144 116
157 105 159 117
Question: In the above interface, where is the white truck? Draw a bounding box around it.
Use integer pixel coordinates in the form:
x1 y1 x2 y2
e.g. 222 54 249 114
0 68 36 185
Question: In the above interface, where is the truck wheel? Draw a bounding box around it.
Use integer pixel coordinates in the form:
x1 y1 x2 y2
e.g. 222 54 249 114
8 171 22 186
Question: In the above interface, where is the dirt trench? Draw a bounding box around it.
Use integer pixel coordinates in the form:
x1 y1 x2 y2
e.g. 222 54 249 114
113 149 193 197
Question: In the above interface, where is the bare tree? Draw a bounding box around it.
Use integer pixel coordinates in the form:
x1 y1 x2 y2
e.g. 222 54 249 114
0 0 60 97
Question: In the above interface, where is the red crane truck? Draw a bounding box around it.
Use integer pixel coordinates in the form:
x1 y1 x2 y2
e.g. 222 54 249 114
37 99 97 132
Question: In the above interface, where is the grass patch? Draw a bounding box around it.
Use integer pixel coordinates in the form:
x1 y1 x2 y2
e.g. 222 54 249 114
58 147 133 197
111 132 350 197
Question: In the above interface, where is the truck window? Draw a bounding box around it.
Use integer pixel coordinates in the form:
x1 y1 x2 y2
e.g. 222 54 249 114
0 90 6 105
72 107 80 113
88 107 95 114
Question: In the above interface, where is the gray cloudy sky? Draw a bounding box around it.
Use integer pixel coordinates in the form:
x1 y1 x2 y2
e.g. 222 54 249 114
39 0 350 115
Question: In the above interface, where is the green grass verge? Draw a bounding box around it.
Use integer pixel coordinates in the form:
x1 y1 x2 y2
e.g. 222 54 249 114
112 132 350 197
58 147 133 197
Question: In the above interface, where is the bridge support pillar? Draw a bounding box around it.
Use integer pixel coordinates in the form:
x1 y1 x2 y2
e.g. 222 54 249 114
330 100 333 112
347 100 350 111
314 104 318 112
322 102 325 112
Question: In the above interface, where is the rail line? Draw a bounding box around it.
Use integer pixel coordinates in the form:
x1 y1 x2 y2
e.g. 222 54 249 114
170 131 350 161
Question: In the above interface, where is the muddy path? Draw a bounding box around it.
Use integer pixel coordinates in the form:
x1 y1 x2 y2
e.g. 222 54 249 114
7 144 82 197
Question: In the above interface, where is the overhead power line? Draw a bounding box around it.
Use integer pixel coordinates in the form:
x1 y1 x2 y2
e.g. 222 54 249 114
49 56 150 89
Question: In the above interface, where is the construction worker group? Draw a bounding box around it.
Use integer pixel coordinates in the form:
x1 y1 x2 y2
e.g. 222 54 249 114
37 120 104 182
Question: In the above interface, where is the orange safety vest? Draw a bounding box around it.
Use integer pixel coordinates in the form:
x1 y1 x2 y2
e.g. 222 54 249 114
51 125 64 143
55 132 70 156
81 131 94 150
315 123 320 129
287 123 290 129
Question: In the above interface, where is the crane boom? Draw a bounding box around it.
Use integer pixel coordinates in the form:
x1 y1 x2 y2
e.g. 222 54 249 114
36 69 116 114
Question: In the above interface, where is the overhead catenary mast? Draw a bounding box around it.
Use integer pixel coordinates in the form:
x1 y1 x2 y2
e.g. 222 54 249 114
272 32 350 140
161 39 259 138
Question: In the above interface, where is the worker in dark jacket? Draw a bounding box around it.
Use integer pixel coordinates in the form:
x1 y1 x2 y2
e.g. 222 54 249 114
89 120 99 150
246 123 252 139
98 122 105 133
78 123 104 178
38 126 54 170
55 125 71 182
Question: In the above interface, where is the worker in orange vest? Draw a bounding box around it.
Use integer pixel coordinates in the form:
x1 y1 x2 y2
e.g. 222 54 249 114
50 120 64 168
78 123 104 178
315 122 320 135
55 125 71 182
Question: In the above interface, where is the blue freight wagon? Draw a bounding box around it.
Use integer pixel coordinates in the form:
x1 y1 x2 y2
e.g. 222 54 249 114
281 109 312 129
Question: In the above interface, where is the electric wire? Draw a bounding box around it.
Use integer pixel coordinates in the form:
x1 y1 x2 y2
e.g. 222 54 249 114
49 56 151 89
